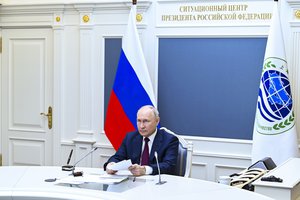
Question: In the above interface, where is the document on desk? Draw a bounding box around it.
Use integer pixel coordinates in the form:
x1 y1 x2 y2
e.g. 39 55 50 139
56 174 129 185
115 170 132 176
107 159 132 171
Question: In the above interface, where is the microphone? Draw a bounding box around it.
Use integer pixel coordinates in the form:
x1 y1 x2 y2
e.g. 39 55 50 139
67 149 73 164
62 149 74 171
63 147 98 176
154 151 167 185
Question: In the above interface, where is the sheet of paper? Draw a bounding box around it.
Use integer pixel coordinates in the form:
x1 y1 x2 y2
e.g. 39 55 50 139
115 170 132 176
99 173 129 180
107 159 132 171
55 174 128 185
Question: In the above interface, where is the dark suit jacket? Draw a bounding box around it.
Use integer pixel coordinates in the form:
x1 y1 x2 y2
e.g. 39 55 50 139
104 129 179 175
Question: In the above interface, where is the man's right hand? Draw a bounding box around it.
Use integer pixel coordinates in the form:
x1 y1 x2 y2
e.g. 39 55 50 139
128 164 146 176
106 162 118 174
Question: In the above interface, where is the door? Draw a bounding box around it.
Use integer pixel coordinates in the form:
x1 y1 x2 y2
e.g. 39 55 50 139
1 29 53 166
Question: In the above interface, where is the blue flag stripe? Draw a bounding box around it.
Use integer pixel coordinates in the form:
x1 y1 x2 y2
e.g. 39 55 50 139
113 50 154 128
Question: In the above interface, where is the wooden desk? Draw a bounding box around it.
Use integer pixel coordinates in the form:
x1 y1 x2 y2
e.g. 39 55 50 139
253 158 300 200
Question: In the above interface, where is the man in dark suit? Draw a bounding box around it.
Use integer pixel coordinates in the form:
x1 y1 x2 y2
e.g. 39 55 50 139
104 105 179 176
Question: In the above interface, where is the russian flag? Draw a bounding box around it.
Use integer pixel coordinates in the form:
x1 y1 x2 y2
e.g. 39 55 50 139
105 5 156 150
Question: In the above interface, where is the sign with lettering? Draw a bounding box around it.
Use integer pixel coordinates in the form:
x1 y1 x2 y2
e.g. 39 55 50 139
157 1 274 27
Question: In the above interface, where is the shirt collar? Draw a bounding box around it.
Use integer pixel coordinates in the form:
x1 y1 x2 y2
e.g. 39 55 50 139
144 128 157 142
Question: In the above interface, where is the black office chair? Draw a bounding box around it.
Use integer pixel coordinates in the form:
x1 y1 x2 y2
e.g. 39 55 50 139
160 127 193 177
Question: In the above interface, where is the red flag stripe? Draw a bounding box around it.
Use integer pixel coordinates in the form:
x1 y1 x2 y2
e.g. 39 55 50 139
105 91 135 150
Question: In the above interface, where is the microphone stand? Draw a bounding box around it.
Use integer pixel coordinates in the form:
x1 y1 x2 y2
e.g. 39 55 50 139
155 151 167 185
64 147 98 176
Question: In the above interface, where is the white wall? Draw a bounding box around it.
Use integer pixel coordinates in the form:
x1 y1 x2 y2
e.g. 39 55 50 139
1 0 300 181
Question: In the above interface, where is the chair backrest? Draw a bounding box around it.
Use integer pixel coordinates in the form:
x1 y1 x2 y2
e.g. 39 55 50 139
160 127 193 177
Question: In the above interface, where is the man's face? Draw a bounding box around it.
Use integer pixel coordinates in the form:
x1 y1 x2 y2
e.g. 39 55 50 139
137 107 159 138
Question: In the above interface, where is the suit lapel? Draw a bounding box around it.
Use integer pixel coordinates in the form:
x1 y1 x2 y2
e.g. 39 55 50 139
150 130 163 160
132 133 143 164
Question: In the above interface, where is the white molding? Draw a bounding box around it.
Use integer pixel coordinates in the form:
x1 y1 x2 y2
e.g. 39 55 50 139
194 151 251 160
52 25 64 166
0 2 152 28
290 31 300 140
191 161 208 180
77 17 94 137
60 140 74 146
287 0 300 7
72 138 96 144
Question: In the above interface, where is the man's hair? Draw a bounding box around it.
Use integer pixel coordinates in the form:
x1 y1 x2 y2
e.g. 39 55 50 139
138 105 159 118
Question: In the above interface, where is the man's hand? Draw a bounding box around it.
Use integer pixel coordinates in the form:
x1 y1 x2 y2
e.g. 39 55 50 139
128 164 146 176
106 162 118 174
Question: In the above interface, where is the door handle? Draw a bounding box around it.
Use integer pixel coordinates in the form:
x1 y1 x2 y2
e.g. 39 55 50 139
40 106 52 129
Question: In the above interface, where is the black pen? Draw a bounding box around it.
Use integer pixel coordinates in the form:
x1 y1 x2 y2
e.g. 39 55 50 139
67 149 73 165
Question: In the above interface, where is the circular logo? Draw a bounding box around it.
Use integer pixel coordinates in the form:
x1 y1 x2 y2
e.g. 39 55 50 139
260 69 292 121
256 58 295 135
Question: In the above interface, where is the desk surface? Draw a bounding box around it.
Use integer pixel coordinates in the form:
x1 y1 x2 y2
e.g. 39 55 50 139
253 158 300 189
253 158 300 200
0 166 274 200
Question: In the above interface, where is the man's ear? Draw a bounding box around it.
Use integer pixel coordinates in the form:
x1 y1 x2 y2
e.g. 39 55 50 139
156 117 160 125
